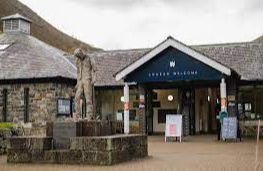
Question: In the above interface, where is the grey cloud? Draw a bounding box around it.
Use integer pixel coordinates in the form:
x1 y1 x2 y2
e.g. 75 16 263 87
67 0 149 10
244 0 263 12
67 0 220 13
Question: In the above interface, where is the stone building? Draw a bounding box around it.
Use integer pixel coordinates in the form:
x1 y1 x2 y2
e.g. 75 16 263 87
88 36 263 136
0 14 76 123
1 13 263 137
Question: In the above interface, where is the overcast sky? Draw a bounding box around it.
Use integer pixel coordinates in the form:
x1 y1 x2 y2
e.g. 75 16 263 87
20 0 263 50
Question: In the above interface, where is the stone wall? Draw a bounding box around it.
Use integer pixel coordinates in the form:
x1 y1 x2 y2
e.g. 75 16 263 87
69 135 148 165
0 82 75 123
0 128 11 155
7 137 53 163
7 134 148 165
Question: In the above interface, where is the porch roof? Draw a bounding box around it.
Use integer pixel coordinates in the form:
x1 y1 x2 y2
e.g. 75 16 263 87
84 36 263 87
115 36 232 82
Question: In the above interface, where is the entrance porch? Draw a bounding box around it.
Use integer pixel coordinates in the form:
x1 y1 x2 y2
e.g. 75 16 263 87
115 36 238 135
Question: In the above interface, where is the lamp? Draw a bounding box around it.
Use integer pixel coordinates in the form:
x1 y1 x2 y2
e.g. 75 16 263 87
121 96 124 102
168 95 174 101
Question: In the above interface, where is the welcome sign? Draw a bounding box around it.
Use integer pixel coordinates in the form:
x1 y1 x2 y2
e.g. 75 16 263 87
125 47 223 83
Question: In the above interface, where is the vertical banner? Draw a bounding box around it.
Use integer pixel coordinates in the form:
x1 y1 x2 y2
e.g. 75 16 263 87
139 95 145 109
165 114 182 142
220 78 227 112
124 83 129 134
257 120 261 143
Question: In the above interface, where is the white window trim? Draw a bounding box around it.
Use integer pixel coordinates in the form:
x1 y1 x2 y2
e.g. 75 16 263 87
115 37 231 81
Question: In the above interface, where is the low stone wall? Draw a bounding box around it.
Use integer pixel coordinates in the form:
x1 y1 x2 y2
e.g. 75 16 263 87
7 137 53 163
69 134 148 165
7 134 148 165
24 126 46 137
47 121 125 149
0 129 11 155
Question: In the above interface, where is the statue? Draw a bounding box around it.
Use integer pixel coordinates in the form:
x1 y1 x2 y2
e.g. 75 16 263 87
74 48 96 120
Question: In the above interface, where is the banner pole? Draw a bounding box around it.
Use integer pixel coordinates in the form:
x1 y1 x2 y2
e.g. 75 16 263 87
254 119 260 171
257 120 260 143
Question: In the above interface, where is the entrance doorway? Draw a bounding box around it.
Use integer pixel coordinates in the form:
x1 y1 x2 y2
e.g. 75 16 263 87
147 89 178 134
147 87 219 135
195 88 219 134
181 88 195 136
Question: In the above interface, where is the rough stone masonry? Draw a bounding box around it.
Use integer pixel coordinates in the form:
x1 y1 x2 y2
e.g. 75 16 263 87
7 134 148 165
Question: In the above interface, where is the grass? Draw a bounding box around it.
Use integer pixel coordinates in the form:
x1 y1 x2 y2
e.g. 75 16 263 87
0 122 15 129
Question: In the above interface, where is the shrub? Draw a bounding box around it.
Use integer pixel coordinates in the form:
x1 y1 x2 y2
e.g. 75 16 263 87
0 122 15 129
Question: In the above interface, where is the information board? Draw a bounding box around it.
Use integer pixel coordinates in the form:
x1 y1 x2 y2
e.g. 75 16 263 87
116 112 123 121
221 117 237 140
57 98 71 115
165 114 182 142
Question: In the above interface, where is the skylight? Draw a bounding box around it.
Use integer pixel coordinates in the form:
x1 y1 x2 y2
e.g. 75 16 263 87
0 44 11 51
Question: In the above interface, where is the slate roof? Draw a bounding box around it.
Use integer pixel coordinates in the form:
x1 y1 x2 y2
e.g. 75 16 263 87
87 41 263 86
193 42 263 81
253 35 263 43
1 30 262 86
1 13 32 23
87 49 150 86
0 32 77 80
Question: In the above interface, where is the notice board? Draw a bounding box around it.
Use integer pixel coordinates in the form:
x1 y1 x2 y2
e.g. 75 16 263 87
57 98 71 116
165 114 182 142
221 117 237 140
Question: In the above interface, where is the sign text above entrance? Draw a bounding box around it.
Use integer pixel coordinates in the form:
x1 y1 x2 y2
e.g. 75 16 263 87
125 47 224 83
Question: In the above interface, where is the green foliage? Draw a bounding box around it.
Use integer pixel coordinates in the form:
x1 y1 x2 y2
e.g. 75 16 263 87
0 122 15 129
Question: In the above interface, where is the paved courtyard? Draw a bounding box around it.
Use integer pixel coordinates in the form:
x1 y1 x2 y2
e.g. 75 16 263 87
0 135 262 171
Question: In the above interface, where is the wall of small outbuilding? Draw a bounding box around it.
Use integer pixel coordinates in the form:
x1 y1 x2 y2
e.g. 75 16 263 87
0 81 75 123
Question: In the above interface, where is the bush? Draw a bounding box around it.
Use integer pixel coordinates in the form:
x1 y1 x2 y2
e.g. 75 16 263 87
0 122 15 129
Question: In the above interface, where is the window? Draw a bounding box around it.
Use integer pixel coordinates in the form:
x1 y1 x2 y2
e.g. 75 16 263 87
4 20 11 30
158 109 177 123
117 109 137 121
11 19 19 30
4 19 19 31
20 20 30 34
244 103 252 111
2 89 7 122
70 96 74 118
24 88 29 123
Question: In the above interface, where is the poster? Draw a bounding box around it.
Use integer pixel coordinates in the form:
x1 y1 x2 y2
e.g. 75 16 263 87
221 117 237 140
139 95 145 108
116 112 123 121
165 114 182 142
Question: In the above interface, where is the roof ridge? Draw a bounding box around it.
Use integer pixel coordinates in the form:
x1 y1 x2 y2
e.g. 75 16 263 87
1 13 32 22
87 48 150 54
191 41 252 48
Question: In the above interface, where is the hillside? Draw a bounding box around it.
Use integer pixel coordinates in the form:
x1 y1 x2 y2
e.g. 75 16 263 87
0 0 100 53
254 35 263 43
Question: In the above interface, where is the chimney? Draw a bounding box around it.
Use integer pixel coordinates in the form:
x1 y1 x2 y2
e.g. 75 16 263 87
1 13 32 34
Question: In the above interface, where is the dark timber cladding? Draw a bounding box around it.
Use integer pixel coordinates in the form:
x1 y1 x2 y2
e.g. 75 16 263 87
24 88 29 123
125 46 225 83
2 89 7 122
